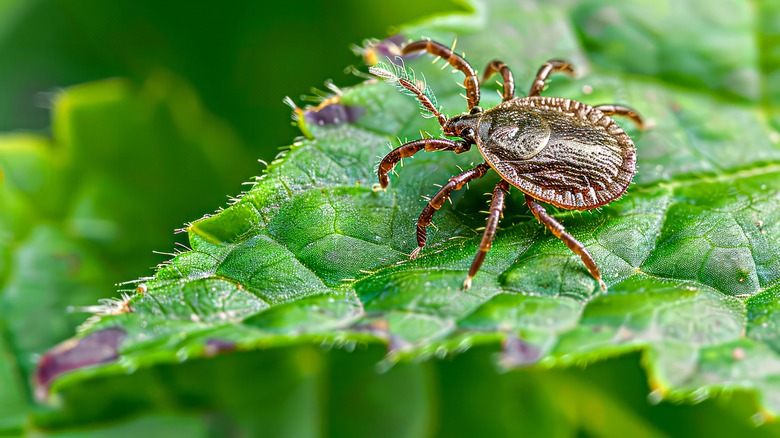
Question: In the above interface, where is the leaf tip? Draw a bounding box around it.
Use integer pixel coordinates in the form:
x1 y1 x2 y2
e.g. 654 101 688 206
34 327 127 402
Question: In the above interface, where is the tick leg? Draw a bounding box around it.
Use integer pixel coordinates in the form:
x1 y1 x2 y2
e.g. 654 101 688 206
463 180 509 290
593 104 646 130
411 163 491 259
528 60 576 97
403 40 480 110
378 138 471 189
482 61 515 102
525 195 607 291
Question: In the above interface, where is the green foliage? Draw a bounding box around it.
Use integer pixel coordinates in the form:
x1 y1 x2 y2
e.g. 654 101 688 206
2 0 780 435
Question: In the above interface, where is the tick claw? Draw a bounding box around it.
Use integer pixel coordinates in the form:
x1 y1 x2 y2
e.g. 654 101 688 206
598 279 607 291
462 277 472 291
410 246 422 260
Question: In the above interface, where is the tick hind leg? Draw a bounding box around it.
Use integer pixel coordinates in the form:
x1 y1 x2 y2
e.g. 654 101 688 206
525 195 607 291
528 60 576 97
482 61 515 102
402 40 481 110
594 104 646 130
463 180 510 290
411 163 491 259
378 138 471 189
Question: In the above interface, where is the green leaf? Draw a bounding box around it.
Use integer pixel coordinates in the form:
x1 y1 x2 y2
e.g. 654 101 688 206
24 0 780 433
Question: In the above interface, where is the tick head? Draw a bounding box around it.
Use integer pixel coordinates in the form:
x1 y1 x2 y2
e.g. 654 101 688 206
443 109 481 142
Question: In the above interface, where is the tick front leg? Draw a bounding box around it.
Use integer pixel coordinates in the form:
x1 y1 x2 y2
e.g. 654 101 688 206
482 61 515 102
402 40 481 110
528 60 575 97
463 180 509 291
525 195 607 291
593 104 646 130
411 163 491 260
378 138 471 189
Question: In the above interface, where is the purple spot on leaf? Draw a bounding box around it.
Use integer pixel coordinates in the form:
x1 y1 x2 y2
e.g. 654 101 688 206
304 104 365 127
501 337 542 367
35 327 126 400
204 338 236 357
357 34 421 66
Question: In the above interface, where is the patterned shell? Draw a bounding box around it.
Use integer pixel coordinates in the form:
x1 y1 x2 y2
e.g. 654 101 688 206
475 96 636 210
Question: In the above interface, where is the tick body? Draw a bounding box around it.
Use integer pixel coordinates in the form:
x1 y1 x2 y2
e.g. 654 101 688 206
372 40 645 291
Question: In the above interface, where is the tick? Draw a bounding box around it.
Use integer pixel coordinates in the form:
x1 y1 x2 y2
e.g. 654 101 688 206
372 40 645 291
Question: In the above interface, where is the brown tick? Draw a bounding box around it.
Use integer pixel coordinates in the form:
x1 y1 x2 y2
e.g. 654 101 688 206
372 40 645 291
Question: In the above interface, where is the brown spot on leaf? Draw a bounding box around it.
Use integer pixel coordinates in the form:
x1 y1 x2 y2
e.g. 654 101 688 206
369 319 389 332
